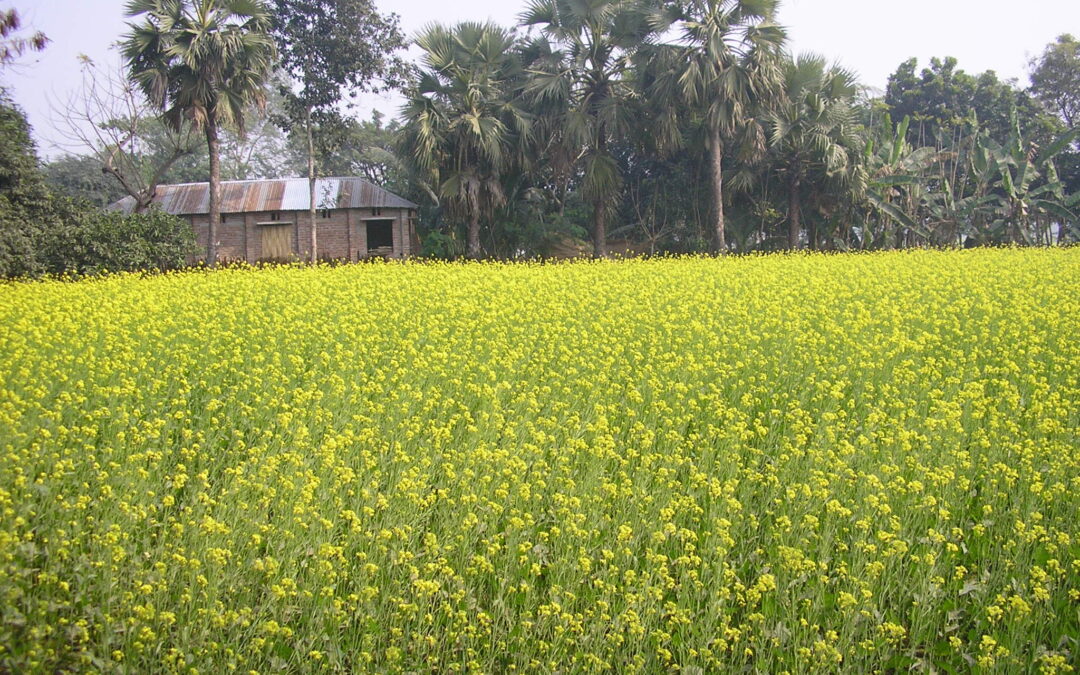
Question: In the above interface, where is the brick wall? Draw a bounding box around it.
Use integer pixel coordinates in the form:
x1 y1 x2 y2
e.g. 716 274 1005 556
188 214 256 263
218 213 246 261
186 207 414 263
355 216 368 258
296 210 352 261
188 215 206 265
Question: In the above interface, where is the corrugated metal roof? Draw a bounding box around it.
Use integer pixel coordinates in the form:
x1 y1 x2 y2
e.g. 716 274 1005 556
110 177 418 214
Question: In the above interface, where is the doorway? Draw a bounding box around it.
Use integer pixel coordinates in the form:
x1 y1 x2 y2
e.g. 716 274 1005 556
366 219 394 256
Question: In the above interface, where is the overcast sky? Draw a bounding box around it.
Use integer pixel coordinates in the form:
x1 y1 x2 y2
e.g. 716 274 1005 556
3 0 1078 156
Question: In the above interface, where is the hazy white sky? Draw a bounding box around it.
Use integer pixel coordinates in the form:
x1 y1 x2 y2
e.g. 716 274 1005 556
4 0 1078 155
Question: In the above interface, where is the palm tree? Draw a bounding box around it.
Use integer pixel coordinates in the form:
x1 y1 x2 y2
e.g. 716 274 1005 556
521 0 655 257
399 22 531 258
122 0 276 266
647 0 785 253
765 54 860 249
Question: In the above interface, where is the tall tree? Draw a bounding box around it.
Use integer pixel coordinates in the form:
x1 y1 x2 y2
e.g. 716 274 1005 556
400 22 531 258
44 154 129 207
766 54 861 249
269 0 407 263
300 112 405 188
1029 34 1080 197
122 0 276 266
1029 34 1080 129
648 0 785 253
215 78 295 180
0 88 51 277
521 0 656 257
885 56 1054 150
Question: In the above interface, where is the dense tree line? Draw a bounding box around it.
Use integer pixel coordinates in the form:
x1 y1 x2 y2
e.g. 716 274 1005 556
4 1 1078 271
397 4 1079 257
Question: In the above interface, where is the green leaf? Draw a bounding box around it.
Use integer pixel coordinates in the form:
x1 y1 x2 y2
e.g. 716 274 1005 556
1033 199 1078 223
972 139 990 177
1036 126 1080 166
873 174 919 186
868 191 923 235
890 115 910 165
999 161 1016 197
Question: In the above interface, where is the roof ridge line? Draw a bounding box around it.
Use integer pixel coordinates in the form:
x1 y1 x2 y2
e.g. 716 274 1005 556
158 176 385 186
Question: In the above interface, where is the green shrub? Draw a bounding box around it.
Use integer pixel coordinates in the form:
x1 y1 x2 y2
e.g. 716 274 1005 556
0 88 50 278
39 203 197 276
2 87 197 279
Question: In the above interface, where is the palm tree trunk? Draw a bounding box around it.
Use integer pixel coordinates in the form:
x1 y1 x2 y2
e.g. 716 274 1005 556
593 129 609 259
467 209 481 259
592 200 608 258
205 116 221 266
709 129 726 254
787 171 801 250
307 108 318 264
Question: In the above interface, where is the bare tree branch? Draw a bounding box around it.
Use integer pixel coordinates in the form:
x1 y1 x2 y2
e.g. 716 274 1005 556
48 53 200 210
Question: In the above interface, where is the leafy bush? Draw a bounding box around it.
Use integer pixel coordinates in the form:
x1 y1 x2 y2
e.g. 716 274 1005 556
0 87 50 278
1 88 197 279
39 203 197 276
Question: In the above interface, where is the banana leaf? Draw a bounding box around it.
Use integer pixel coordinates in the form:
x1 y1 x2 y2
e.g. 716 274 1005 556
890 116 910 165
1033 199 1078 224
872 175 920 186
867 191 931 238
1036 126 1080 167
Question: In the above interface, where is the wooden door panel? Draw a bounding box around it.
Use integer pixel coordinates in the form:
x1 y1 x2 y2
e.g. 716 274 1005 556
260 224 293 260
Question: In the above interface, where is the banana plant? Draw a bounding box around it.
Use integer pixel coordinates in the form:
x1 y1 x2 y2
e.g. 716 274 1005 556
922 169 998 245
864 114 948 247
1066 191 1080 242
982 110 1079 245
922 121 1000 245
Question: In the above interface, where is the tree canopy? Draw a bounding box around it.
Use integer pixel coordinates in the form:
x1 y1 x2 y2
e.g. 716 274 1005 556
270 0 407 261
122 0 277 265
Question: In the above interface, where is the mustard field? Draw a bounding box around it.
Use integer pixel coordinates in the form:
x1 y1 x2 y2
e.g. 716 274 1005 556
1 249 1078 673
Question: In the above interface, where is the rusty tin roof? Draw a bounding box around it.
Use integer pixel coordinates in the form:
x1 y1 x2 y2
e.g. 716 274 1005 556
111 177 417 214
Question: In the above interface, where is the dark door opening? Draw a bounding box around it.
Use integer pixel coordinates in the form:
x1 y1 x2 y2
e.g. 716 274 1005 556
366 219 394 254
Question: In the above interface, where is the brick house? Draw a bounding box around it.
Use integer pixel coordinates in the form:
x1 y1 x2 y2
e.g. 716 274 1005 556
112 177 419 263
